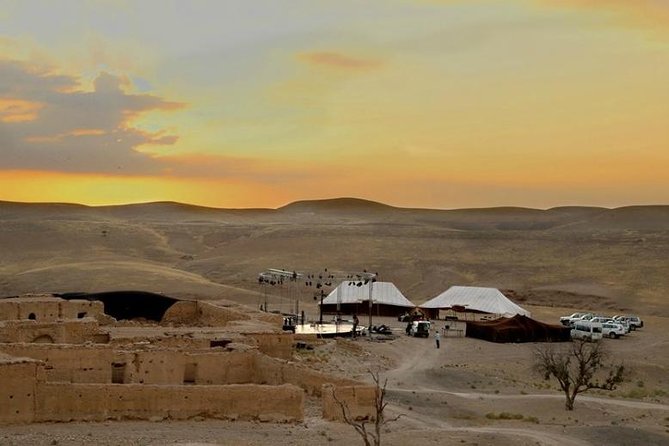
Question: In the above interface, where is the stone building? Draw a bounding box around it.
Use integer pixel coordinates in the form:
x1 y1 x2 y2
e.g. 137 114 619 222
0 294 374 425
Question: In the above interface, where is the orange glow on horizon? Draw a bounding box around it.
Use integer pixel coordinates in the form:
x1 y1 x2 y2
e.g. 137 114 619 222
0 170 288 209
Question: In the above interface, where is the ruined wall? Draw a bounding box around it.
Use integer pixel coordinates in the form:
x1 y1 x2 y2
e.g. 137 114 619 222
321 384 377 422
0 344 112 383
186 351 257 385
0 300 19 321
162 301 252 327
109 350 185 385
146 336 212 350
0 298 107 323
0 319 109 344
0 359 41 424
161 301 198 325
254 354 357 396
36 383 303 422
244 333 294 360
58 299 105 320
133 350 185 385
17 299 60 321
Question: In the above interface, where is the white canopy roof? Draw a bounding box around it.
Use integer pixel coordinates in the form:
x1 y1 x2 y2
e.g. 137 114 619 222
322 281 415 308
420 286 530 317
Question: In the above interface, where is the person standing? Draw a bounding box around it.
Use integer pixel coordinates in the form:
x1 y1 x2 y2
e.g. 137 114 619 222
352 314 359 338
434 329 441 349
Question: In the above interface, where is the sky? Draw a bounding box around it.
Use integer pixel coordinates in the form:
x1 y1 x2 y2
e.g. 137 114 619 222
0 0 668 209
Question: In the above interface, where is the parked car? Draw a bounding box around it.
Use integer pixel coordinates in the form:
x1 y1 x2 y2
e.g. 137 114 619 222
614 315 644 330
561 312 594 326
571 321 603 341
408 320 431 338
601 322 626 339
560 312 587 326
588 316 630 333
612 318 631 333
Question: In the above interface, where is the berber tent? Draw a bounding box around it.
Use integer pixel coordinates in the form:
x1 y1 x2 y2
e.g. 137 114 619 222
320 281 415 317
465 314 571 343
420 286 530 318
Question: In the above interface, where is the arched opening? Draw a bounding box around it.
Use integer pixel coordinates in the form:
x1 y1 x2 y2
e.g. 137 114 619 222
28 312 36 320
57 291 178 321
32 334 54 343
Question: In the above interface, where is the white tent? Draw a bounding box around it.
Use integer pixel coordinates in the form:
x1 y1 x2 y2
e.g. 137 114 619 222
420 286 530 317
322 281 415 308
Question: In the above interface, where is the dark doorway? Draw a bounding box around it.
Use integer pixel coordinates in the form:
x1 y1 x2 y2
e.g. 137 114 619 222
58 291 178 321
183 363 197 384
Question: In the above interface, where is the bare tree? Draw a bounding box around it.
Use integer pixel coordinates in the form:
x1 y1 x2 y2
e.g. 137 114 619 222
331 370 402 446
535 339 626 410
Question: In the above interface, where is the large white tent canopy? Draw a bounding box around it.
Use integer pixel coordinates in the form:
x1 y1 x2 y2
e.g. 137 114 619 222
420 286 530 317
322 281 415 308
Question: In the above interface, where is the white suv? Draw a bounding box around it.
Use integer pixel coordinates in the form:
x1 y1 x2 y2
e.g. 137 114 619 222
560 312 587 326
601 322 625 339
614 315 643 330
561 312 593 327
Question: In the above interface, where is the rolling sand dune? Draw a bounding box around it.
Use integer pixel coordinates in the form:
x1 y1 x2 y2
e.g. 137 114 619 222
1 198 667 315
1 198 668 445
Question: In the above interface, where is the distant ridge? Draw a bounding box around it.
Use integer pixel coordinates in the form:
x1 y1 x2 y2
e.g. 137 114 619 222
0 199 668 230
278 197 395 213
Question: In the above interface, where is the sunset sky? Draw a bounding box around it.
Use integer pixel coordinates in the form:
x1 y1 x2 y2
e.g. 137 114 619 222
1 0 668 209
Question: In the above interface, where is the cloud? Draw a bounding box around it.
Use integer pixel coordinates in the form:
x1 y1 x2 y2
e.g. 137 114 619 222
0 59 184 174
0 98 44 122
298 51 382 70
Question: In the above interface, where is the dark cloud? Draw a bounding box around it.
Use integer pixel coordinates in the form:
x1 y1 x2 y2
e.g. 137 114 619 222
0 60 183 174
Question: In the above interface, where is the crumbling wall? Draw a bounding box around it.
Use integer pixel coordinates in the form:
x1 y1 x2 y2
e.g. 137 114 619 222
58 299 105 320
254 354 357 396
109 350 185 385
244 333 294 360
162 301 251 327
128 335 212 350
0 300 19 321
0 297 109 324
0 344 112 383
0 358 42 424
322 384 377 422
36 383 304 422
186 351 258 385
134 350 185 385
161 301 198 325
16 299 60 321
0 319 109 344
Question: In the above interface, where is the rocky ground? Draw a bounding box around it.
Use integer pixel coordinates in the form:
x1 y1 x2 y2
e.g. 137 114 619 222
3 307 668 446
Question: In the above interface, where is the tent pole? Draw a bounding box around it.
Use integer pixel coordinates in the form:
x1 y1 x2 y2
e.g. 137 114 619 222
368 281 373 337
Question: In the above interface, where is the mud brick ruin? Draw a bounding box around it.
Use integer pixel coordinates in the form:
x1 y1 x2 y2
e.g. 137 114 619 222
0 294 375 425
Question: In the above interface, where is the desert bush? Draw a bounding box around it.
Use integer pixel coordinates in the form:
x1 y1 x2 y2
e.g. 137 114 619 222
485 412 537 423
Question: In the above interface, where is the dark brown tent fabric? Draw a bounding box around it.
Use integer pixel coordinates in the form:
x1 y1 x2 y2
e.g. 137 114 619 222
465 314 571 343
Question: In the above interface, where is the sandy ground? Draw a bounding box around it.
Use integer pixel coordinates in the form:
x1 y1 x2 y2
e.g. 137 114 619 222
3 308 668 446
1 201 667 444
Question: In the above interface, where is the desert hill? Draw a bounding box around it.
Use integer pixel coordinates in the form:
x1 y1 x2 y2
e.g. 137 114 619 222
0 198 667 316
